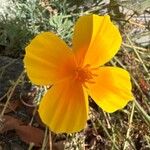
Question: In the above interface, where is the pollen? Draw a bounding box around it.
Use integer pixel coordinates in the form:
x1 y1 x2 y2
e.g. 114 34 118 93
74 64 98 85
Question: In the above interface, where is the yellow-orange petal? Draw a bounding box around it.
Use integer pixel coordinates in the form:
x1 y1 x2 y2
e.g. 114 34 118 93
72 14 122 67
38 78 88 133
88 67 134 113
24 32 75 85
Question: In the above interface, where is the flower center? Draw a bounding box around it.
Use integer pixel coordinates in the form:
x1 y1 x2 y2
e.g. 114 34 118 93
74 64 98 86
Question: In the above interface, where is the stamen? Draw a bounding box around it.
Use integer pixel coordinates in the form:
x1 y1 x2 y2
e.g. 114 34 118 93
74 64 98 87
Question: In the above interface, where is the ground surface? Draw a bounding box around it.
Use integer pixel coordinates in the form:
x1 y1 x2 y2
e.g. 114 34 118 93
0 0 150 150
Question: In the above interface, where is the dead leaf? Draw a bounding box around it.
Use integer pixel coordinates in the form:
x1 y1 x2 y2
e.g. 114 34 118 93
16 125 44 147
0 115 23 133
52 142 65 150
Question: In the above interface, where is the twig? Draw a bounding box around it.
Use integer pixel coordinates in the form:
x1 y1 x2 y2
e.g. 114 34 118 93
0 89 11 102
112 57 150 125
0 71 24 118
122 42 147 51
134 100 150 125
125 34 149 74
29 107 37 126
49 130 52 150
20 97 37 107
97 118 120 150
103 111 111 129
129 20 145 28
28 142 34 150
123 101 135 150
0 59 16 72
41 127 48 150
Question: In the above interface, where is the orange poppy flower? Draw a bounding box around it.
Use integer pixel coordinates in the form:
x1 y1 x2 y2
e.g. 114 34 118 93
24 14 133 133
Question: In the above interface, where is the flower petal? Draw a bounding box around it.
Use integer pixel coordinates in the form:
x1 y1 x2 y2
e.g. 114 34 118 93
24 32 75 85
38 78 88 133
72 15 122 67
88 67 134 113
